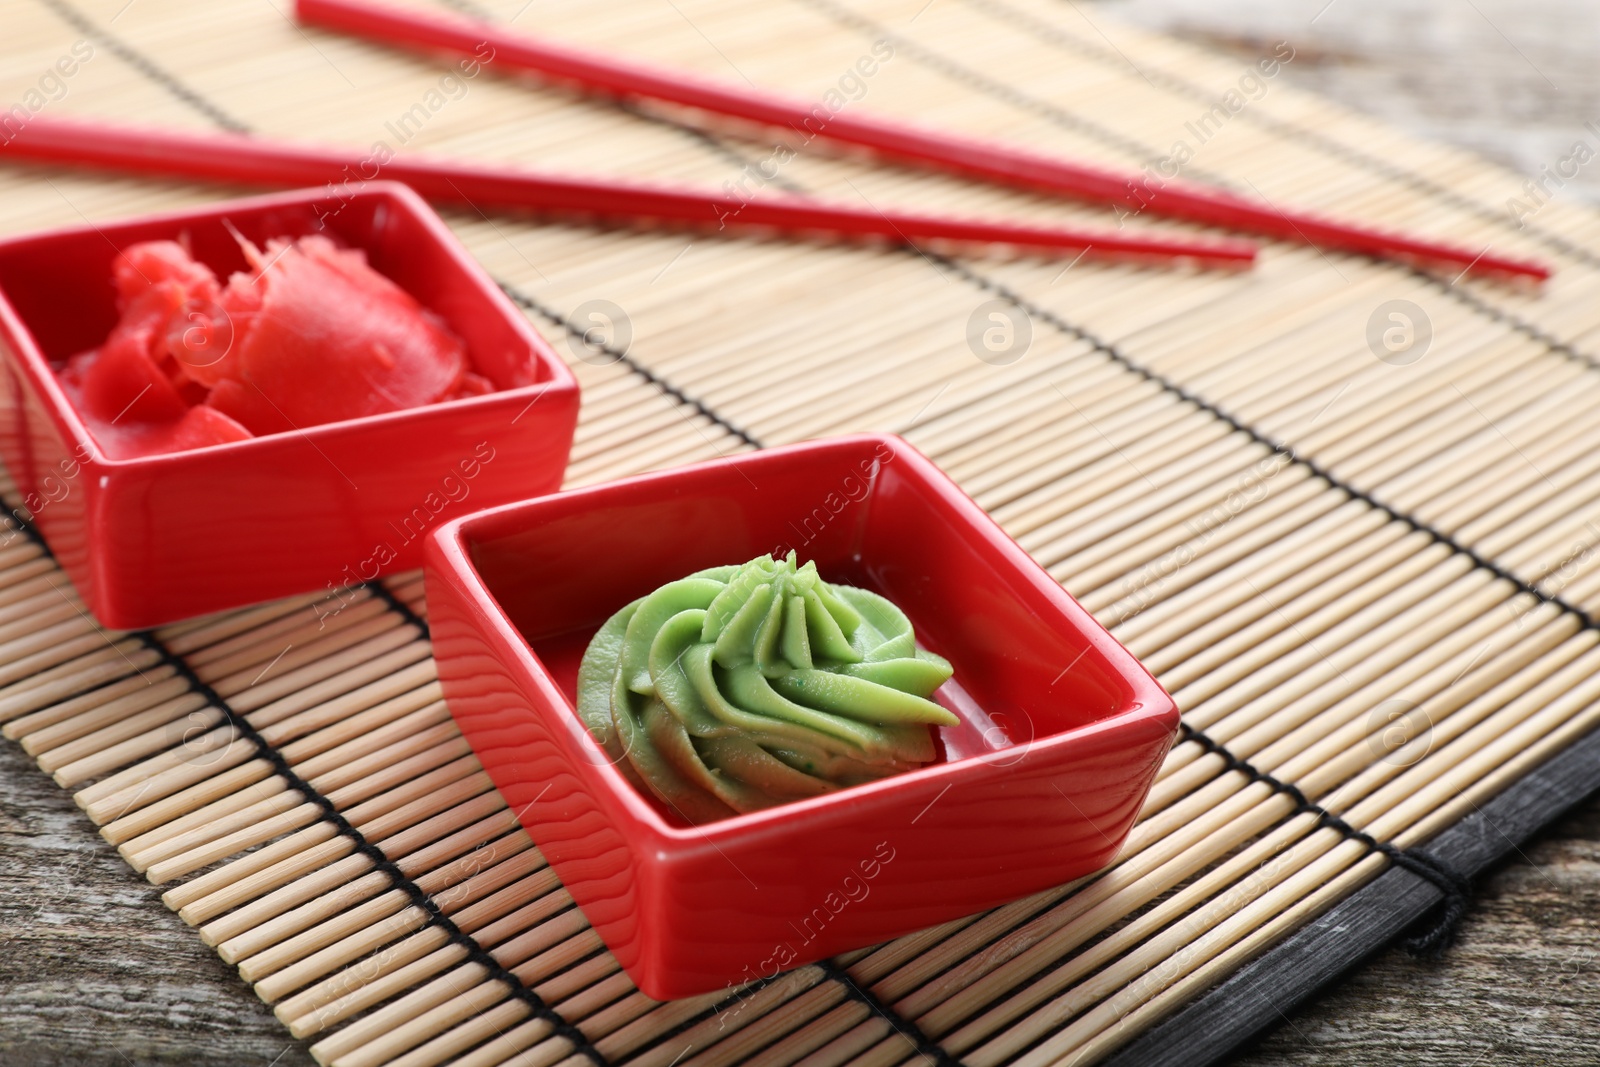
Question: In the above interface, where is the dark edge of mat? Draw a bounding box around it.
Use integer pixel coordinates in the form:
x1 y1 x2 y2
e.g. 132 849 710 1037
1102 722 1600 1067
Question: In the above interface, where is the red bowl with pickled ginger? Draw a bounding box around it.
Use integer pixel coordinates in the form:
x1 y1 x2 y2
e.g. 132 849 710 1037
0 183 578 628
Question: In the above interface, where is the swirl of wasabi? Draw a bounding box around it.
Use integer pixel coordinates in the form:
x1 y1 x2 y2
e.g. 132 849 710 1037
576 551 957 824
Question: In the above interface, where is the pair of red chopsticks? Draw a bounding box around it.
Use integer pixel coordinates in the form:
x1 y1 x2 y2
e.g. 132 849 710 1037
296 0 1547 281
0 0 1548 280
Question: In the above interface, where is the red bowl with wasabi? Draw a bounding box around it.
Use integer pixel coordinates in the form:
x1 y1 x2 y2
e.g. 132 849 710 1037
425 434 1178 1000
0 183 577 628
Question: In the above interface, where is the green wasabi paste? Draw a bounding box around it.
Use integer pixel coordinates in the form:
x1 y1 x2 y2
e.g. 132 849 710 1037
576 551 956 824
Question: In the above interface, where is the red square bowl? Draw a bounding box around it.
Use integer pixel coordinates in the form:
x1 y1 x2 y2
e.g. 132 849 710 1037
425 434 1177 999
0 182 578 628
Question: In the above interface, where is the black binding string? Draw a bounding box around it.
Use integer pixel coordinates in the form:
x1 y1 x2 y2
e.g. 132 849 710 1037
1180 724 1473 956
363 577 431 641
818 959 965 1067
33 0 251 133
925 250 1600 630
127 625 612 1066
796 0 1600 376
495 284 766 450
3 482 610 1061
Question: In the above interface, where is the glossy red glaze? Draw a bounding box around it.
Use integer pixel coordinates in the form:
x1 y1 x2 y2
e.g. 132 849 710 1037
0 183 578 628
425 434 1178 1000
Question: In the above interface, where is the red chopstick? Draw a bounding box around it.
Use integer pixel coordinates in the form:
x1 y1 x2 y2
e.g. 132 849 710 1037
0 115 1256 268
296 0 1548 282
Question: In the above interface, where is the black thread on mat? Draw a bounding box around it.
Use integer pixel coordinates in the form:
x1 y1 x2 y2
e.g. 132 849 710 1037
0 478 608 1062
638 972 791 1052
792 0 1216 180
818 959 964 1067
796 0 1600 376
923 250 1600 630
496 282 767 449
566 22 1600 628
1179 724 1472 957
631 960 965 1067
404 0 806 183
1418 273 1598 370
364 577 431 641
127 627 612 1067
33 0 251 133
356 0 778 446
397 0 791 185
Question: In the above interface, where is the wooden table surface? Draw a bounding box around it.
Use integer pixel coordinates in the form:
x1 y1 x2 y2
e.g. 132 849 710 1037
4 2 1599 1064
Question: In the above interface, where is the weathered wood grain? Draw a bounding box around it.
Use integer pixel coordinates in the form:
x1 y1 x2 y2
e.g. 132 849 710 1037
1233 796 1600 1065
1094 0 1600 209
0 741 314 1067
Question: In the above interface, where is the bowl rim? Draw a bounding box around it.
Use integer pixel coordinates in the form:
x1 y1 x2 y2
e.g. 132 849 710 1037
0 181 577 470
430 432 1180 848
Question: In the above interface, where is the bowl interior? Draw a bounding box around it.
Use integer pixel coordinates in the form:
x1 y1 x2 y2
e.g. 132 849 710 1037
461 439 1142 778
0 187 546 392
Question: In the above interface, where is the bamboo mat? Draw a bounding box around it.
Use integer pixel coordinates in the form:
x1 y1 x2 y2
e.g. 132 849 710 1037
3 0 1600 1064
